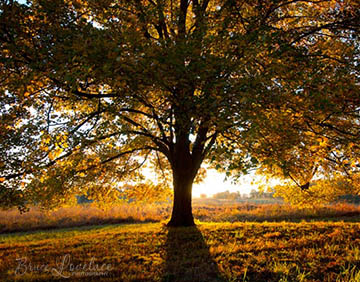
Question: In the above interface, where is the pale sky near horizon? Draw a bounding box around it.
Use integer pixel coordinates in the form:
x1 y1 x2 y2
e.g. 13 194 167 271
141 165 262 198
193 169 259 197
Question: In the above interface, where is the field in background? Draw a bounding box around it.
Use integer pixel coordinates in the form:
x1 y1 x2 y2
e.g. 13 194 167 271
2 201 360 281
1 222 360 281
1 200 360 233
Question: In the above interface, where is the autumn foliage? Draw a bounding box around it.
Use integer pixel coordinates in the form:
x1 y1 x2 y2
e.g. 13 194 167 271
0 0 360 225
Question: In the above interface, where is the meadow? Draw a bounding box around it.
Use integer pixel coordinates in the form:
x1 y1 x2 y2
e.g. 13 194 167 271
1 201 360 281
2 200 360 234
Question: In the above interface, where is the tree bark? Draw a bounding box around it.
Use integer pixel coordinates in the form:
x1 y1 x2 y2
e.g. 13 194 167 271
167 168 196 226
167 91 205 227
167 134 202 227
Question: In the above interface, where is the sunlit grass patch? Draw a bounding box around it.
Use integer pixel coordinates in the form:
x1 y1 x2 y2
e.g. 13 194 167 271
1 221 359 281
2 202 360 234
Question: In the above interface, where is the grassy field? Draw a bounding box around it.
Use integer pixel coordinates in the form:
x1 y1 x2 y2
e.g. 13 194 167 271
2 201 360 234
1 202 360 281
1 221 360 281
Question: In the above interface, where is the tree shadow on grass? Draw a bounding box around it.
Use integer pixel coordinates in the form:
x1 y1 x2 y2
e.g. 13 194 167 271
162 226 225 282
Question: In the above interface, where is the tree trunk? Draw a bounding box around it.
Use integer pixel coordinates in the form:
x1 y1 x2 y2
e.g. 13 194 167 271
167 166 197 227
167 110 204 226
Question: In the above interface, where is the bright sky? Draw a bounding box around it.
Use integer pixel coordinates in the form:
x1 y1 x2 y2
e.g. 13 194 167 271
141 165 261 198
192 169 258 198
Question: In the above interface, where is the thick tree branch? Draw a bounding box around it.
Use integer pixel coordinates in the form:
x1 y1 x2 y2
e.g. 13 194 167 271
178 0 189 39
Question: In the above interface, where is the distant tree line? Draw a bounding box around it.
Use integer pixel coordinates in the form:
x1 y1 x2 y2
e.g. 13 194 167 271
337 194 360 204
212 190 242 200
211 189 278 200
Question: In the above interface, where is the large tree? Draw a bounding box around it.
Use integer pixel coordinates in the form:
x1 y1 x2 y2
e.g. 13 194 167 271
0 0 359 226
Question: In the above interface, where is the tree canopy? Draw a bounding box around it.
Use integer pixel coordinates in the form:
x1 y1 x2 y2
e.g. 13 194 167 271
0 0 359 225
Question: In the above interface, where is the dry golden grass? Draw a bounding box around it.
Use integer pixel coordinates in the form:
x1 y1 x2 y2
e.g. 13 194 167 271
0 204 167 233
1 201 360 281
1 222 360 281
1 201 360 233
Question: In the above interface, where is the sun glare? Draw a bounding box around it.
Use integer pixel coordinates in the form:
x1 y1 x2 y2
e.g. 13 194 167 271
141 166 259 198
192 169 258 198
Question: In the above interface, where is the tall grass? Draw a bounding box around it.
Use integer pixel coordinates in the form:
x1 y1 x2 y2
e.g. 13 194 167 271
193 202 360 222
1 201 360 233
0 204 168 233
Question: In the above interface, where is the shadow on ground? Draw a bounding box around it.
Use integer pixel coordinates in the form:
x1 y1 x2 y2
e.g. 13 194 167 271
162 226 225 282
